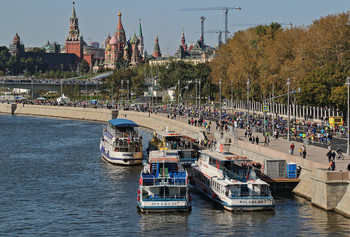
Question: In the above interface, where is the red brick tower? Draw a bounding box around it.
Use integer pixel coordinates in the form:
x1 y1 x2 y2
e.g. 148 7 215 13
152 35 161 57
65 2 83 59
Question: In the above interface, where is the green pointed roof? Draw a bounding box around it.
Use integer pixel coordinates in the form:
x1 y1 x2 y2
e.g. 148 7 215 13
130 33 139 44
138 19 143 37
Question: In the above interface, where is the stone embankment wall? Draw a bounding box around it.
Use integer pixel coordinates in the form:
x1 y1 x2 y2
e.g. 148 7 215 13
118 110 205 139
0 103 117 122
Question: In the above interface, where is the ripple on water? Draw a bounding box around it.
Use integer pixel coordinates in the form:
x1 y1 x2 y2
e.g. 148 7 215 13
0 115 349 236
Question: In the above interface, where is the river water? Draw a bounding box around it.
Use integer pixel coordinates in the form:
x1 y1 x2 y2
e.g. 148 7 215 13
0 114 349 236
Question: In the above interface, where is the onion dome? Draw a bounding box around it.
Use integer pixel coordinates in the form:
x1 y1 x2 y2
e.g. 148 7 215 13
109 34 119 45
124 43 129 51
130 33 139 44
105 34 111 43
105 44 111 51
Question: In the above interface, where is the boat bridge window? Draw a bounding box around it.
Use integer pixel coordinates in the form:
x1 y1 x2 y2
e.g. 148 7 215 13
240 184 250 197
261 184 271 196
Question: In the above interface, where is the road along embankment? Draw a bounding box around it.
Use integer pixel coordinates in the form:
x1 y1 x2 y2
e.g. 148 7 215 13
0 103 117 122
118 110 205 140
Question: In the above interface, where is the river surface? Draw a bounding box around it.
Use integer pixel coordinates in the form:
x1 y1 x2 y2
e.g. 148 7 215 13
0 114 349 236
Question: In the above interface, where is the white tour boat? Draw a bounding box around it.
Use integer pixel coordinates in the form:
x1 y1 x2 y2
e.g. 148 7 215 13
100 119 143 165
191 149 275 211
137 150 191 212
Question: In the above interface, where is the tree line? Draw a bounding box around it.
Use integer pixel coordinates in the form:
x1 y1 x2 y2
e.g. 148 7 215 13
210 12 350 114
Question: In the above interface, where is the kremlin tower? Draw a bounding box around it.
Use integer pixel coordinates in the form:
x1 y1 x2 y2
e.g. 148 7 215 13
152 35 161 58
65 2 83 59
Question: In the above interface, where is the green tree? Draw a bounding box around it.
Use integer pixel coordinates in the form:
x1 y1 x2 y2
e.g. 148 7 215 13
79 59 90 74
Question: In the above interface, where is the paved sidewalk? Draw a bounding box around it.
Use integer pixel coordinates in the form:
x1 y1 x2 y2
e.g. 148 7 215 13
155 112 349 172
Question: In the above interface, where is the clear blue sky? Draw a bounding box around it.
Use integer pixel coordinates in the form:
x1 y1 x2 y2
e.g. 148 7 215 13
0 0 349 55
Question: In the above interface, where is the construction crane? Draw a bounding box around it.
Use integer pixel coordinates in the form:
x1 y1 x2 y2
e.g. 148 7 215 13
181 6 241 44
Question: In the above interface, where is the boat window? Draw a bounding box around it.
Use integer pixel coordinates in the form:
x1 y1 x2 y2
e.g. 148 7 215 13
240 184 250 196
252 184 261 196
261 185 271 196
119 148 129 152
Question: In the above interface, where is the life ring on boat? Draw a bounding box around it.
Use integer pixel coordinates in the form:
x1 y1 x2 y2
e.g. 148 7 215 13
249 180 255 182
139 177 142 185
138 189 140 194
137 195 140 201
212 193 216 199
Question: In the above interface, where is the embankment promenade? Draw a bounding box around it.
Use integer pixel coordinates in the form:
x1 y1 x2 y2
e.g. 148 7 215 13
1 103 350 218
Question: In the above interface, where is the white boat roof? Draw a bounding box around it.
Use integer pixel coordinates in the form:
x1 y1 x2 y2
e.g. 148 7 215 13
149 150 179 163
200 150 250 162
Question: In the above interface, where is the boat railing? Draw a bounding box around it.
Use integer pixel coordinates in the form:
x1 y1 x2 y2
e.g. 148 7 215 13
228 195 273 199
141 194 187 201
114 131 139 138
141 172 188 186
113 139 142 148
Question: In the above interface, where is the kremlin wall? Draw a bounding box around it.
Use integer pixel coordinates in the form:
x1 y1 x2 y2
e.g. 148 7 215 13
8 2 217 72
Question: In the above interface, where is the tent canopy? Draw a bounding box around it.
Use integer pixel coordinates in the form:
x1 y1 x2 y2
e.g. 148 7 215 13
108 119 139 128
37 97 46 100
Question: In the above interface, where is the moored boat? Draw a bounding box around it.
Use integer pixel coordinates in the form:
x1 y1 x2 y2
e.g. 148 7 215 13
137 150 192 212
100 119 143 165
148 129 198 167
191 150 275 211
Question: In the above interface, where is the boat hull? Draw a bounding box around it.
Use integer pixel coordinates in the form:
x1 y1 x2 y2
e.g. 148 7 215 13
137 201 191 213
100 143 143 165
192 180 275 211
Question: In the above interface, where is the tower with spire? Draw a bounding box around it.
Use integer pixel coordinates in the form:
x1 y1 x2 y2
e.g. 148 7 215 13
104 11 144 69
137 19 144 57
180 29 187 51
65 2 83 59
152 35 161 58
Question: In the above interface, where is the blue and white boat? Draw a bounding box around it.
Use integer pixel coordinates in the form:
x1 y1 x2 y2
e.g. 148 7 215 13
100 119 143 165
191 150 275 211
137 150 191 212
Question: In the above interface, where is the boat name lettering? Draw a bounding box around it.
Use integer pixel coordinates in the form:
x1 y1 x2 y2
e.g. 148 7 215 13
239 200 266 204
122 154 134 156
203 164 208 168
148 201 185 206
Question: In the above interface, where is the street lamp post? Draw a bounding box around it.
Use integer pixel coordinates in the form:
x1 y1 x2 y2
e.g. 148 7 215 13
199 78 201 117
178 79 180 105
219 78 222 119
31 78 34 100
85 80 88 105
111 81 114 106
60 79 63 96
346 77 350 155
246 78 250 129
121 79 124 106
195 79 198 108
231 81 233 113
287 78 291 141
127 80 130 102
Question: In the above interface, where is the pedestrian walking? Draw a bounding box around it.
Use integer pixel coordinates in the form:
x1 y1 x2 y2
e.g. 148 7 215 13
299 147 302 156
347 162 350 172
328 159 335 171
302 145 306 159
256 136 259 145
290 143 295 155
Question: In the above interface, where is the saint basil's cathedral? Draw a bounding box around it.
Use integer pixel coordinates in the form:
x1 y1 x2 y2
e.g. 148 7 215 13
104 12 146 69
